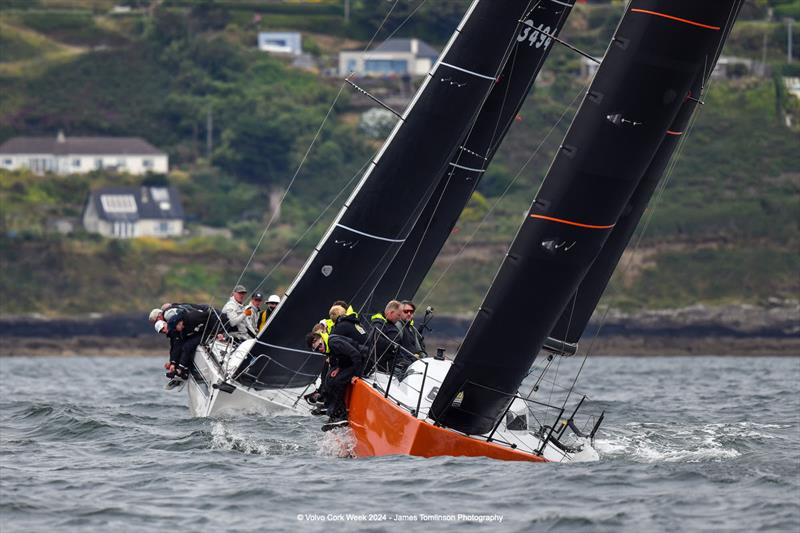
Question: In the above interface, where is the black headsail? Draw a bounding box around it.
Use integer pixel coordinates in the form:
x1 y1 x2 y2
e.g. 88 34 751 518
369 0 575 306
242 0 538 389
547 0 745 348
430 1 742 434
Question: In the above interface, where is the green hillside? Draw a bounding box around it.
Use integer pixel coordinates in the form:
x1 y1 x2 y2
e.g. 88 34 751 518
0 0 798 317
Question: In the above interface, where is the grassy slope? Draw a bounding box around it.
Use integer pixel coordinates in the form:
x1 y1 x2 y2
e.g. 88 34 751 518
0 2 798 316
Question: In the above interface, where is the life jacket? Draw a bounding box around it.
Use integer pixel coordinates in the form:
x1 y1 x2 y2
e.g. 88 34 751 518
320 331 330 353
324 318 335 334
257 308 273 333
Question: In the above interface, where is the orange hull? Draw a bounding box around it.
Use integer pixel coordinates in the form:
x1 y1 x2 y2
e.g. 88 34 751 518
347 379 548 462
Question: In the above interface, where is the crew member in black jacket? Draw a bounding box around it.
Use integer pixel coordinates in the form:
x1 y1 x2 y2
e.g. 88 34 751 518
367 300 413 375
307 331 363 429
169 307 221 380
331 306 367 345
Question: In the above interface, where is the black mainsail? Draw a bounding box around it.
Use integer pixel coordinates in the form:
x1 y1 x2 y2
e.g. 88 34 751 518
430 1 742 434
547 0 745 347
243 0 538 389
369 0 575 306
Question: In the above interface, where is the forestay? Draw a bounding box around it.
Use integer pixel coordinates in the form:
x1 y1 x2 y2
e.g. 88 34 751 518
430 0 743 434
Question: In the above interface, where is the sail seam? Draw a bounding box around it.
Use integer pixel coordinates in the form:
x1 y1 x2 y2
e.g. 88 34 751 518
439 61 497 81
529 214 615 229
549 0 573 7
630 9 721 31
337 224 406 242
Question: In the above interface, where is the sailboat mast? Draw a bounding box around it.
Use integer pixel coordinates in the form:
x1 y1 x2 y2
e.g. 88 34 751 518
430 1 743 434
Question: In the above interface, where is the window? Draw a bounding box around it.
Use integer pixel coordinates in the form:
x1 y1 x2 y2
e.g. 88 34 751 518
364 59 408 74
143 159 154 169
2 159 11 167
117 158 127 169
346 59 357 72
72 159 81 167
100 195 137 214
95 159 103 170
159 222 169 234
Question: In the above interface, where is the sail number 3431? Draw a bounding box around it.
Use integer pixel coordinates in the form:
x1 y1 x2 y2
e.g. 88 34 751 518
517 20 552 49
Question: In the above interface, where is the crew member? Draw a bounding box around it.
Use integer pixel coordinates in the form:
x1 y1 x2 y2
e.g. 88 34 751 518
367 300 413 375
399 300 427 358
307 330 363 429
221 285 250 341
331 304 367 346
257 294 280 333
169 306 221 380
244 292 263 337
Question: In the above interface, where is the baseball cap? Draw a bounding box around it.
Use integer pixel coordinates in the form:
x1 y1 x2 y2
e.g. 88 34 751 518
154 320 167 334
267 294 280 304
233 284 247 293
252 292 264 300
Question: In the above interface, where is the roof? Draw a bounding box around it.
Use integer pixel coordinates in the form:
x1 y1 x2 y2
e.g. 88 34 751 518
88 186 184 223
0 135 165 156
371 38 439 58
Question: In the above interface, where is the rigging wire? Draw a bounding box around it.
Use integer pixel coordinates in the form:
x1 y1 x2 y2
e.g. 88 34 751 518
250 158 371 294
230 81 348 292
228 0 403 294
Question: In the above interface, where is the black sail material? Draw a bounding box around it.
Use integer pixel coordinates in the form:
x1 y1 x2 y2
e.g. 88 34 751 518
369 0 575 306
548 0 744 345
429 1 742 434
241 0 537 389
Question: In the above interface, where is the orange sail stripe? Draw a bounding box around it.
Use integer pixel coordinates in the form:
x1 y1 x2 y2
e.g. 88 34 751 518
630 8 721 30
666 130 683 136
529 214 615 229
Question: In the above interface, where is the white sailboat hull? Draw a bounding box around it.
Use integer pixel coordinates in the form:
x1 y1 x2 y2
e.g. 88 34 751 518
186 340 315 418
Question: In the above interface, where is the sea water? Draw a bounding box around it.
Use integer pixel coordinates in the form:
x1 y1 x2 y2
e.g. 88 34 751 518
1 356 797 532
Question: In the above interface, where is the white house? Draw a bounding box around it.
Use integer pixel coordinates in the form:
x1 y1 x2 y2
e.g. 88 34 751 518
0 132 168 175
339 38 439 77
82 186 184 239
258 32 302 55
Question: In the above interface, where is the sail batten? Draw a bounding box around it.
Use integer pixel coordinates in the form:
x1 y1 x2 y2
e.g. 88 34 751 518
429 0 742 434
241 0 539 389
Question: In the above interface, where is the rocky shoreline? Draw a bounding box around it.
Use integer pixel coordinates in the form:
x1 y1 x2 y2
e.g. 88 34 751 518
0 302 797 357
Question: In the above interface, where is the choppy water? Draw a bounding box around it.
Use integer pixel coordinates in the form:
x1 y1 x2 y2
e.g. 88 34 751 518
1 356 798 532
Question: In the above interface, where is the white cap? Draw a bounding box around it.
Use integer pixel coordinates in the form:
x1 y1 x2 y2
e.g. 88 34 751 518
154 320 167 334
267 294 280 304
164 308 179 321
148 308 161 322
